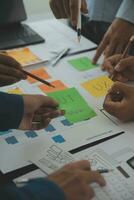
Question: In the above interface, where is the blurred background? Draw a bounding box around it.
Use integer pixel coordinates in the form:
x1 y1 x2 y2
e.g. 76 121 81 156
23 0 53 19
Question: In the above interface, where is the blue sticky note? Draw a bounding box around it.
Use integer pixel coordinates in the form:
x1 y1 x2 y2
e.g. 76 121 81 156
52 135 65 143
45 124 56 132
61 119 73 126
25 131 38 138
5 136 18 145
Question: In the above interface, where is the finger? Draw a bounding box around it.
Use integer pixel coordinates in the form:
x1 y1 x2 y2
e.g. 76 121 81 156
38 96 59 108
114 43 125 55
64 160 91 171
101 59 114 74
70 0 79 26
115 56 134 72
45 110 65 119
104 41 117 58
110 81 132 96
31 118 51 130
81 0 88 13
0 64 26 79
115 73 128 82
0 54 21 69
63 0 71 18
35 107 57 115
33 110 65 122
0 75 20 86
82 171 106 186
92 34 109 64
49 0 65 18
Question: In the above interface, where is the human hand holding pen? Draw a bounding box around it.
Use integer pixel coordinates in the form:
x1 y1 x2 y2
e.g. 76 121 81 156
0 54 27 86
103 82 134 122
102 55 134 82
49 0 88 26
49 160 106 200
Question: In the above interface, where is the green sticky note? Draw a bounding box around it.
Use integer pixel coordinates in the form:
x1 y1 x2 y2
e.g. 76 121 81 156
48 88 97 123
68 57 97 71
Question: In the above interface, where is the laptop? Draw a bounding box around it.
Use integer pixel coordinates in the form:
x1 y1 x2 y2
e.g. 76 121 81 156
0 0 45 50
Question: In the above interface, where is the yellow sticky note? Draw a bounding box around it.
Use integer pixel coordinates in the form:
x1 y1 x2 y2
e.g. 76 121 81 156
82 76 113 97
6 48 42 67
7 88 23 95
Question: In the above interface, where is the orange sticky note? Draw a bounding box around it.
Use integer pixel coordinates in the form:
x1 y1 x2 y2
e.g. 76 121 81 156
82 76 113 97
27 67 51 83
39 80 67 93
6 48 42 66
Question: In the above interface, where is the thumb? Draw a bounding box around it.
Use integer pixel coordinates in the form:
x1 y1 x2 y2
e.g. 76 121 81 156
110 82 133 97
39 96 59 108
115 56 134 72
81 0 88 13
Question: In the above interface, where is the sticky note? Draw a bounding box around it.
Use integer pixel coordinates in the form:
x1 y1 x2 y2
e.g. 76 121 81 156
82 76 113 97
6 48 42 66
52 135 66 143
48 88 96 123
68 57 97 71
27 67 51 83
39 80 67 93
7 87 23 95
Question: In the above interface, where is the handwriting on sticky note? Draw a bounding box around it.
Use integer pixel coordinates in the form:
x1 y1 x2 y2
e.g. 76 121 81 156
6 48 42 67
7 87 23 95
39 80 67 93
48 88 96 123
82 76 113 97
68 57 97 71
27 67 51 83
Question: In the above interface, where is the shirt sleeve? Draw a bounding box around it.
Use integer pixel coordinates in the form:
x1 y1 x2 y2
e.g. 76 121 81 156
116 0 134 24
20 178 66 200
0 179 66 200
0 92 24 131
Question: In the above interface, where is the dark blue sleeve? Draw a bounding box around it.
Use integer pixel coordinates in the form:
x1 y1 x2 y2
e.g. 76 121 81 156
0 92 24 131
0 179 66 200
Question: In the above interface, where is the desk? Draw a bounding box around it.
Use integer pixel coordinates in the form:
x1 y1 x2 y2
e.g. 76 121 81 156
0 18 131 183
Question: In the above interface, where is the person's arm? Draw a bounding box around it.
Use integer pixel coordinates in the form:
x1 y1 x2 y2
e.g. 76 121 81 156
0 92 24 131
0 161 106 200
0 179 65 200
116 0 134 24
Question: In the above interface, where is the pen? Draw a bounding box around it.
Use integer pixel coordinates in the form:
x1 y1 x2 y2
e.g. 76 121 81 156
52 48 70 66
111 35 134 81
98 169 114 174
21 69 55 88
77 0 82 42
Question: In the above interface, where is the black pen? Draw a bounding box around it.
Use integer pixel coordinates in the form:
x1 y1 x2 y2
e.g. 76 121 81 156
98 169 114 174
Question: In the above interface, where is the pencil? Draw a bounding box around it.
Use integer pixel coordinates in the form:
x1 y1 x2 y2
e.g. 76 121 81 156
111 35 134 81
21 69 55 88
77 0 82 42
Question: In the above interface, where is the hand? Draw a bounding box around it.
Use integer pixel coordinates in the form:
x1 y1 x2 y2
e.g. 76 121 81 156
49 0 88 26
48 160 106 200
93 18 134 64
0 54 26 86
102 55 134 82
103 82 134 122
19 95 65 130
